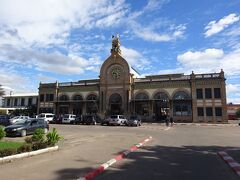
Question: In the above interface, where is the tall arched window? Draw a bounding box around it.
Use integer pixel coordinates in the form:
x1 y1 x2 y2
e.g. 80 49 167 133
86 94 98 114
153 92 169 101
135 93 149 100
86 94 97 101
59 95 69 101
134 92 149 116
73 94 83 101
172 91 191 116
173 91 190 100
109 93 122 104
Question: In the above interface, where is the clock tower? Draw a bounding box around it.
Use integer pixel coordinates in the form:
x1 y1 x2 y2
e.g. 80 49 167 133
99 35 133 117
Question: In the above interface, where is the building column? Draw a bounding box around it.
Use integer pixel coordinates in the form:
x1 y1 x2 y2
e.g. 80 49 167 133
220 69 227 123
190 71 197 123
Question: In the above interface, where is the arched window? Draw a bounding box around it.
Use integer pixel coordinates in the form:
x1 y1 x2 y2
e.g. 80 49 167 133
86 94 98 114
86 94 97 101
109 93 122 104
172 91 191 116
173 91 190 100
153 92 169 101
135 93 149 100
73 94 83 101
59 95 69 101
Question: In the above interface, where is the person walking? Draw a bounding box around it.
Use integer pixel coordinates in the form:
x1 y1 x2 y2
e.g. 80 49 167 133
165 114 169 127
170 116 173 126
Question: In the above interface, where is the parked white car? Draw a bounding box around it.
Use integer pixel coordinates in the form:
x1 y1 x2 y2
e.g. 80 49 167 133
109 115 127 126
37 113 54 122
9 116 30 124
62 114 76 124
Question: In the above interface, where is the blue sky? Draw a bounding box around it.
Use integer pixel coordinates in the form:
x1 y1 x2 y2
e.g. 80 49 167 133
0 0 240 103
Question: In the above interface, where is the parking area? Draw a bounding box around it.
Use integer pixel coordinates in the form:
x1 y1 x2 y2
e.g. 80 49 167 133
1 123 240 180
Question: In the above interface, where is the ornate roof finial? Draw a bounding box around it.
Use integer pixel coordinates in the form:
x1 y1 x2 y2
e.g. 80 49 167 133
111 34 121 55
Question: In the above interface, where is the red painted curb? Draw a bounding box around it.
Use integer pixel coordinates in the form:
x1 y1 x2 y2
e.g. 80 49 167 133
218 151 240 177
77 136 153 180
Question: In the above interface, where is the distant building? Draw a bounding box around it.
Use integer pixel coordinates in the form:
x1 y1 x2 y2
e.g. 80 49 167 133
2 93 38 114
227 104 240 120
38 37 227 123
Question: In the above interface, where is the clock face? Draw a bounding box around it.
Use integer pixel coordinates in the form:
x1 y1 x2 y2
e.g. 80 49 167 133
111 67 122 79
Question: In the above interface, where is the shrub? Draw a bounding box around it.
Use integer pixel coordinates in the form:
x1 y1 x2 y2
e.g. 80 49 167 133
0 148 17 157
46 128 63 146
0 126 6 140
17 144 32 153
32 128 45 143
32 142 48 151
24 137 33 144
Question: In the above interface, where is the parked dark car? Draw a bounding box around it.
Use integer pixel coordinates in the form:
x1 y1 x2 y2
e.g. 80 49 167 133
101 117 110 126
4 118 49 137
0 115 11 126
52 115 62 124
127 115 141 126
82 115 97 125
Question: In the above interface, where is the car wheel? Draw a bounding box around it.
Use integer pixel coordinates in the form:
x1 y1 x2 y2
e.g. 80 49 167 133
21 130 27 137
44 128 48 134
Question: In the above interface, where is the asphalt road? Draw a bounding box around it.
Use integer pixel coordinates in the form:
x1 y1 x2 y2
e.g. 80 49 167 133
1 123 240 180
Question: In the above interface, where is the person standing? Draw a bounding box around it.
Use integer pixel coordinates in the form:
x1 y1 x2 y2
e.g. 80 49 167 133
165 114 169 127
170 116 173 126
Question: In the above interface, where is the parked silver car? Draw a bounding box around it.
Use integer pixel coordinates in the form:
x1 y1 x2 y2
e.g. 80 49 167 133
62 114 76 124
109 115 127 126
127 115 141 126
9 116 30 124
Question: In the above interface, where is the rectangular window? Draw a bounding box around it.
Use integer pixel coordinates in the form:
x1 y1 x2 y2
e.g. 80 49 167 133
46 94 54 102
46 94 50 102
14 98 18 106
214 88 221 98
7 99 10 107
28 98 32 106
206 107 213 116
196 89 203 99
50 94 54 101
21 98 25 106
205 88 212 99
40 94 44 102
215 107 222 116
197 107 204 116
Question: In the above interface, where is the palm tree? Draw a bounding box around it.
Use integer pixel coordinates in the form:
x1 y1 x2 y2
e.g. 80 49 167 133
0 85 5 97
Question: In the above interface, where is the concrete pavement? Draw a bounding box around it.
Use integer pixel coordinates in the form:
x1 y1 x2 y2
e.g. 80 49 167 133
0 124 239 180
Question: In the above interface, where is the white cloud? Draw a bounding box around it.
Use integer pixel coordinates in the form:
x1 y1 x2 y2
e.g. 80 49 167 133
130 22 186 42
204 13 240 37
177 48 224 70
227 97 240 104
176 48 240 76
0 0 129 47
144 0 170 11
0 45 98 75
0 68 35 94
121 46 150 70
226 84 240 94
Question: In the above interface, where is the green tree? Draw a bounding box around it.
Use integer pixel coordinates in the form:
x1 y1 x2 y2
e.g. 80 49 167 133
236 109 240 118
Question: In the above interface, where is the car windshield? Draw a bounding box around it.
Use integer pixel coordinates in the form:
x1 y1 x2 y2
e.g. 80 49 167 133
63 115 69 118
11 116 20 119
38 114 45 118
14 119 31 125
130 116 137 120
110 115 118 118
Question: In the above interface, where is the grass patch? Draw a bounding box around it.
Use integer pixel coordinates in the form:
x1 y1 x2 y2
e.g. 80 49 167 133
0 141 25 150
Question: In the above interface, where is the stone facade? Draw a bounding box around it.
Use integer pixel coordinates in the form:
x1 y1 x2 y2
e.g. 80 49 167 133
38 37 227 123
